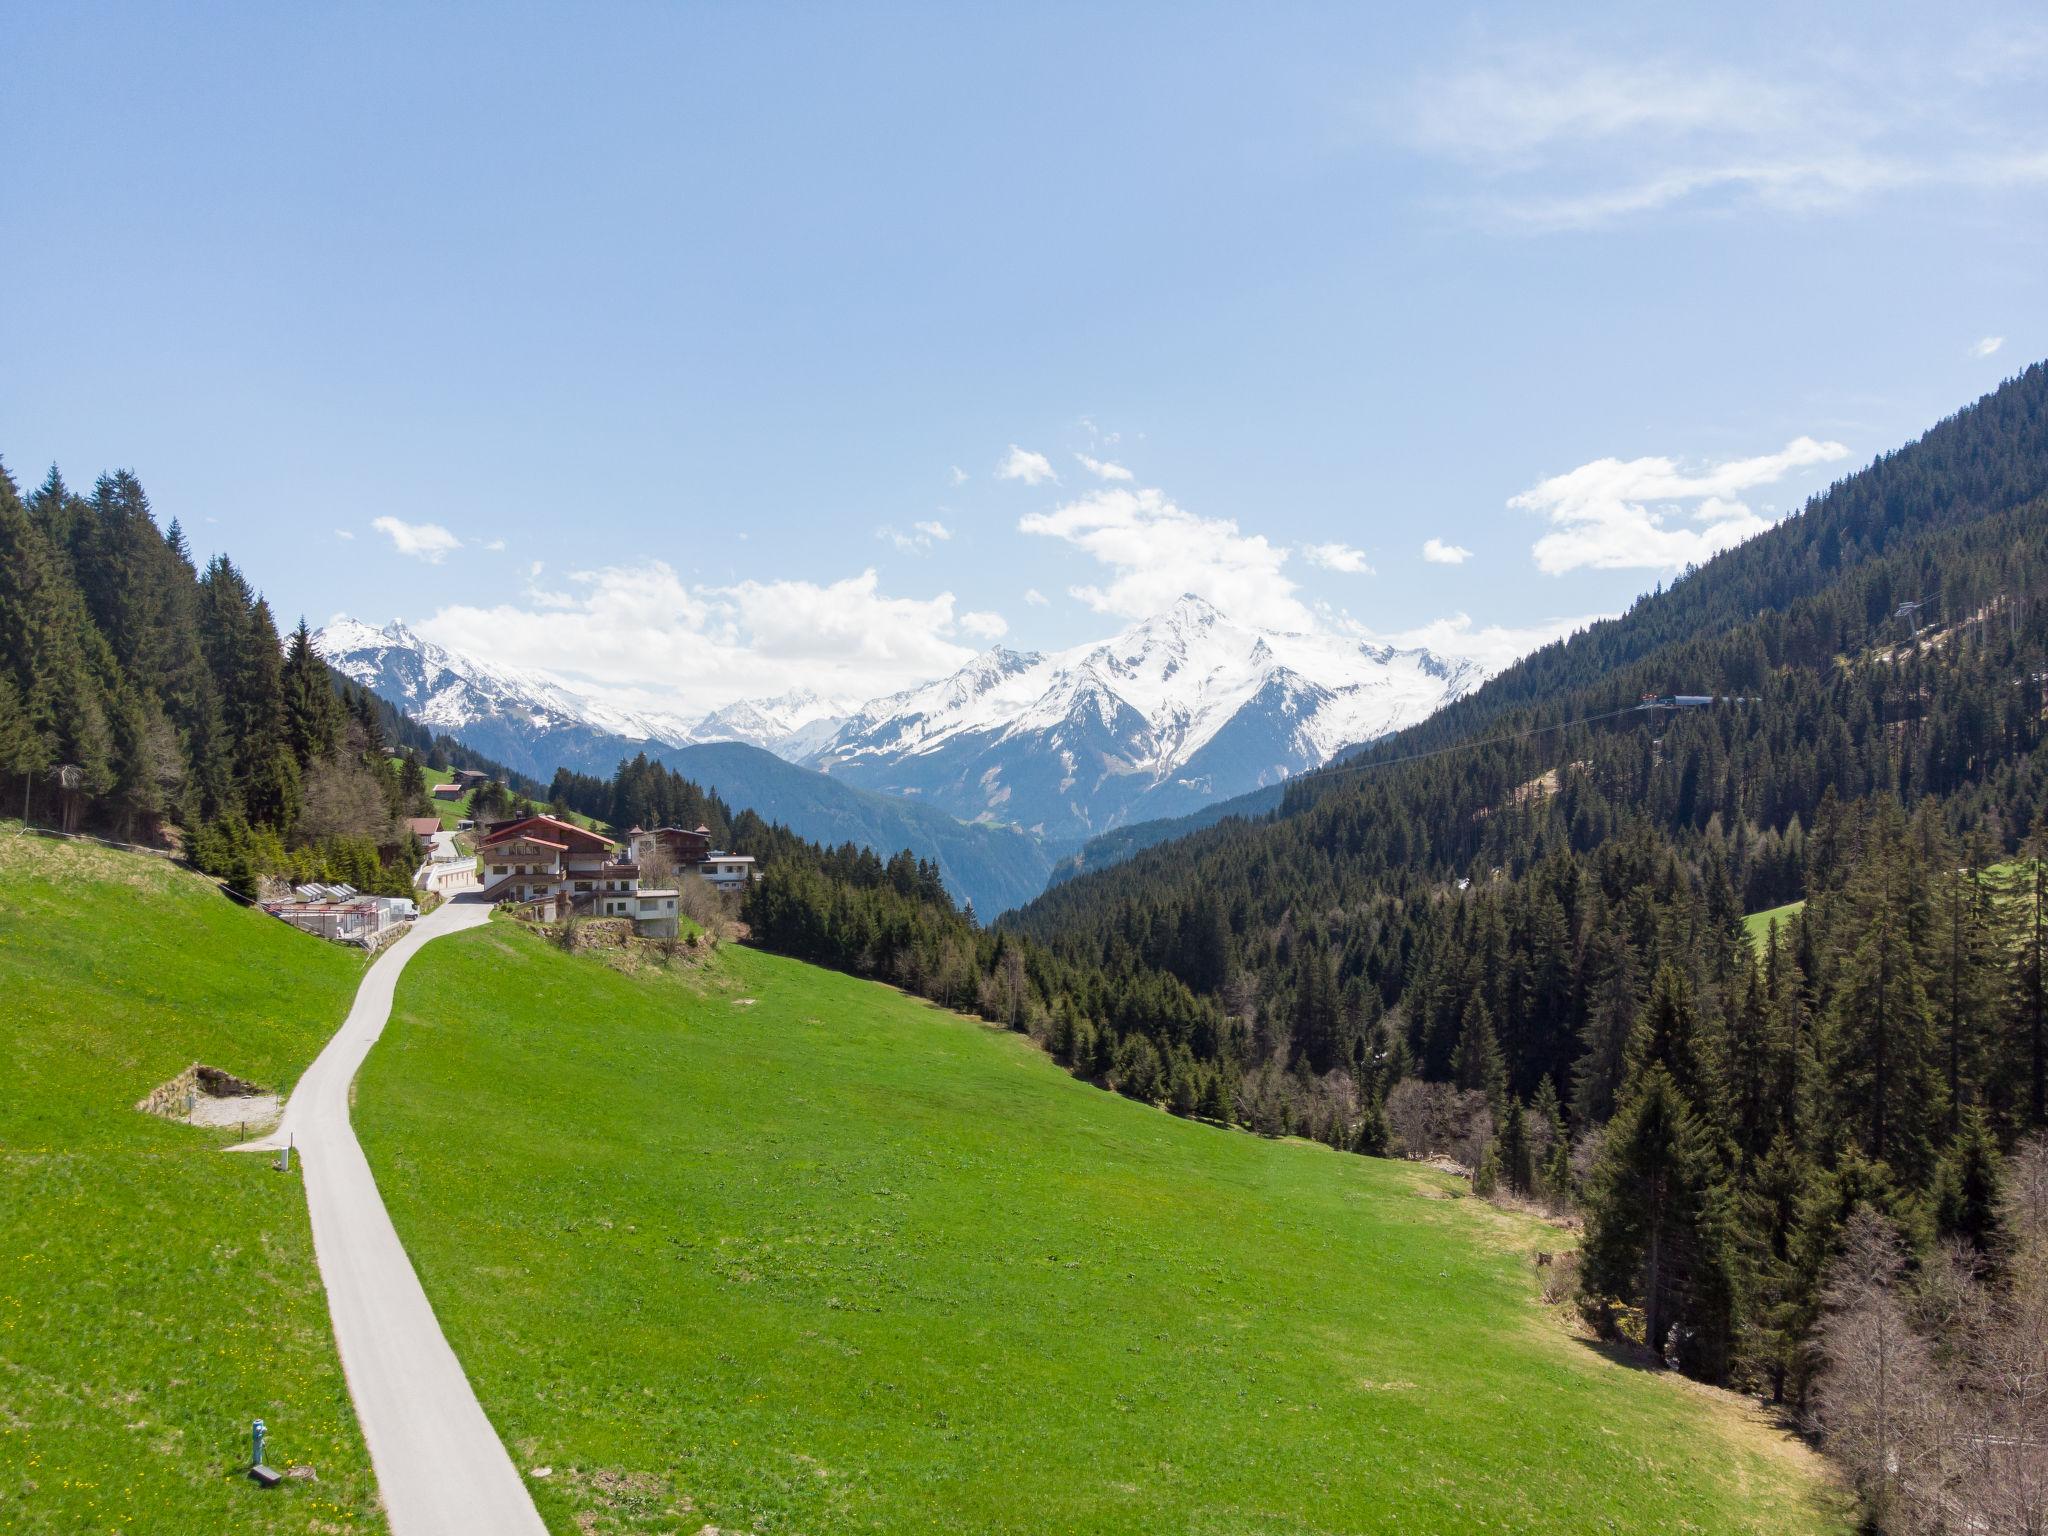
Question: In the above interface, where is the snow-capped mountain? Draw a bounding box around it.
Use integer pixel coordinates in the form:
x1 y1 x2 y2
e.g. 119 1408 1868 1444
312 619 851 777
691 688 853 761
315 597 1487 854
807 594 1485 845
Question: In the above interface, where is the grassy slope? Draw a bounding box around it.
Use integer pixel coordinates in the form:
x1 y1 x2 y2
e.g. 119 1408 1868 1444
0 831 385 1535
1743 900 1806 948
1743 860 2037 947
398 758 605 832
360 926 1850 1536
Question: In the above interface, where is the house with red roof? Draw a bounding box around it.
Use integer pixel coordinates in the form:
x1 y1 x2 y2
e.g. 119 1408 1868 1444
478 814 679 936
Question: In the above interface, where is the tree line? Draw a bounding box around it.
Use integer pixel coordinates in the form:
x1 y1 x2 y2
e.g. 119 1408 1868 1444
0 460 468 897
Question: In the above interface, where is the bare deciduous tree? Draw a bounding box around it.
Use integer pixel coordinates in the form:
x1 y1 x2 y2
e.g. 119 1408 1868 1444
1384 1080 1491 1166
1812 1208 1948 1533
297 756 398 845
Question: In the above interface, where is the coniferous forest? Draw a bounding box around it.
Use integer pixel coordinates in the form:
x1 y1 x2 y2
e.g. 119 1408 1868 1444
745 369 2048 1527
0 463 528 896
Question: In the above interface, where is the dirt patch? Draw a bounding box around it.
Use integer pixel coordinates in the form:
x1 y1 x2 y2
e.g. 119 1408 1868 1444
556 1463 696 1533
136 1063 281 1132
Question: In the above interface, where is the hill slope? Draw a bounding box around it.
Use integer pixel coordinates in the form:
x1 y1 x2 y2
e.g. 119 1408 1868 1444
356 921 1849 1535
0 833 383 1534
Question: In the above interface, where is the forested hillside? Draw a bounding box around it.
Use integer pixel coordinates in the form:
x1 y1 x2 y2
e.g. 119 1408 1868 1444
975 367 2048 1524
0 462 481 895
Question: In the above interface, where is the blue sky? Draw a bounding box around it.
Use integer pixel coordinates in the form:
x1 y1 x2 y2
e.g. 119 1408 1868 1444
5 3 2044 712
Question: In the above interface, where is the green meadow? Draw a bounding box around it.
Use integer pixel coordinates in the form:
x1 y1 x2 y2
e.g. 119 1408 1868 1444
0 831 384 1535
1742 899 1806 948
360 921 1853 1536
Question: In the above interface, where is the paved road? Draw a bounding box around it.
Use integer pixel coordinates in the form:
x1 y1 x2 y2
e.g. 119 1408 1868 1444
251 895 546 1536
420 829 479 895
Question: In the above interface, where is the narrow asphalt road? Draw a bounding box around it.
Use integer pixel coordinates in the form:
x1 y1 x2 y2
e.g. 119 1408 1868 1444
250 895 547 1536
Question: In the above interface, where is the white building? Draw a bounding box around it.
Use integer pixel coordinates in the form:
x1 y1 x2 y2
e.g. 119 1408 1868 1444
698 853 756 890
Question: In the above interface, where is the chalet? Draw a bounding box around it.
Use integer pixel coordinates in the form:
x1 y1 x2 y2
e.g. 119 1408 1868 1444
479 814 678 937
430 782 465 801
403 816 442 841
451 768 493 791
626 824 712 867
625 825 757 892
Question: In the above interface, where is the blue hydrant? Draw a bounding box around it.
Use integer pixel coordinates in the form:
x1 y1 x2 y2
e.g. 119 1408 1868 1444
252 1418 267 1468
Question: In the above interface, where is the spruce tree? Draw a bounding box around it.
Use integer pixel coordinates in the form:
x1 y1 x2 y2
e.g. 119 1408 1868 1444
1583 1064 1737 1378
1931 1105 2003 1257
1820 822 1945 1186
1453 995 1508 1112
1501 1096 1534 1195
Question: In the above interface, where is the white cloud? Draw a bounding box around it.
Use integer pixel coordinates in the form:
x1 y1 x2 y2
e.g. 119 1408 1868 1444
417 563 991 713
997 445 1058 486
1512 435 1850 575
1971 335 2006 358
484 538 507 552
1023 587 1050 606
1422 538 1473 565
1019 485 1313 628
529 561 545 578
1076 453 1135 482
1302 541 1375 575
881 518 954 554
335 529 354 541
1405 42 2048 230
948 465 969 486
371 515 463 563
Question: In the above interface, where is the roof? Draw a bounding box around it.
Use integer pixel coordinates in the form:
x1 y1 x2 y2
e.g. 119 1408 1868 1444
430 783 464 798
404 817 441 837
480 813 615 852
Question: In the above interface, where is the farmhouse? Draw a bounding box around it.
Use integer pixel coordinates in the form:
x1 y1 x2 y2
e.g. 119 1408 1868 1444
626 825 760 892
479 814 680 937
627 824 712 867
430 782 465 801
403 816 442 841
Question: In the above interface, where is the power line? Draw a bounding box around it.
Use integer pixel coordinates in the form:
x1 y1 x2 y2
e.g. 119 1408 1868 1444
1292 702 1665 788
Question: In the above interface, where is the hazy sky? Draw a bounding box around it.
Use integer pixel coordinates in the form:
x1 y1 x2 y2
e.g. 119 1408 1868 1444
5 3 2044 712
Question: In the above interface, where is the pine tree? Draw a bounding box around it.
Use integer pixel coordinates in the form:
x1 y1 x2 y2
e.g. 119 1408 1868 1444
1454 995 1508 1112
1820 823 1945 1186
1501 1096 1534 1195
283 619 344 768
1582 1064 1738 1378
1931 1105 2004 1257
1625 963 1715 1118
1736 1132 1813 1402
1573 917 1639 1126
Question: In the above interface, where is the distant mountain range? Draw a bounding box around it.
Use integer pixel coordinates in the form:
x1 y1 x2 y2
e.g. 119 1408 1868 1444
811 594 1485 846
312 618 854 774
315 597 1488 906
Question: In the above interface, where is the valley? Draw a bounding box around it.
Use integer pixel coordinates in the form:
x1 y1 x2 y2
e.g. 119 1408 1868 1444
317 595 1489 909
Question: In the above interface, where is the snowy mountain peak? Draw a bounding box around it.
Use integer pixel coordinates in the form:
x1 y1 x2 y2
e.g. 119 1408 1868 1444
812 599 1496 844
315 597 1496 853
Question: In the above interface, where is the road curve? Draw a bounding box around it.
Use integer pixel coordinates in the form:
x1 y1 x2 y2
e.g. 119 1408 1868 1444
255 895 547 1536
